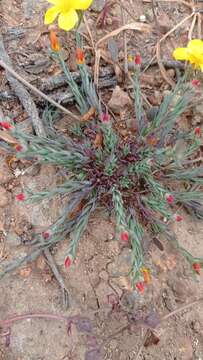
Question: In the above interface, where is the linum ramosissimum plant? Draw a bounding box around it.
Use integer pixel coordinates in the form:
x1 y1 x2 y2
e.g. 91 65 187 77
0 36 203 292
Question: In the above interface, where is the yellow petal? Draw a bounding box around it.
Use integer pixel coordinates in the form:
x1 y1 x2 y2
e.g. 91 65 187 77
58 9 78 31
173 48 189 61
44 6 60 24
200 64 203 72
72 0 93 10
188 39 203 52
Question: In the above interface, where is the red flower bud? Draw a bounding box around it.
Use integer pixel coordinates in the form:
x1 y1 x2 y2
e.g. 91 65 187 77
15 144 23 152
120 230 129 242
0 121 13 130
136 281 145 294
165 193 174 204
192 262 201 275
101 112 110 123
191 79 201 87
16 192 26 201
42 230 51 240
174 214 183 222
65 255 72 269
135 55 141 65
194 127 201 137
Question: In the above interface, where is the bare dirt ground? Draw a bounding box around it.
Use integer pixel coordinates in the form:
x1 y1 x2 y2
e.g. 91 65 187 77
0 0 203 359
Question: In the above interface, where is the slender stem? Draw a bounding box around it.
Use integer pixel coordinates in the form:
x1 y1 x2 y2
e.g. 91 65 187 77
1 313 70 328
57 53 88 114
161 298 203 322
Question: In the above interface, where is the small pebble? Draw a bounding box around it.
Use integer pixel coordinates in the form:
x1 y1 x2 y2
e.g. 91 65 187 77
140 14 146 22
106 17 113 26
99 270 109 281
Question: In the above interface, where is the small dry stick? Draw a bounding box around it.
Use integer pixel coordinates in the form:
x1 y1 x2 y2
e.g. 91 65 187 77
0 106 4 122
44 249 69 308
161 298 203 322
188 12 197 40
83 14 95 51
94 48 101 86
0 312 87 335
0 33 46 137
120 0 128 76
151 0 161 30
135 329 150 360
0 60 80 122
197 12 202 38
146 0 193 9
118 1 137 22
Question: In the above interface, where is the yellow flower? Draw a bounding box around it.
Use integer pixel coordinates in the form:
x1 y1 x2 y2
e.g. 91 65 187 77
44 0 93 31
173 39 203 72
128 55 133 63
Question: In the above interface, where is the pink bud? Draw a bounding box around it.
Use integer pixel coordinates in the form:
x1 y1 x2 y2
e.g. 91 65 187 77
42 230 51 240
16 193 26 201
65 255 72 269
192 263 201 275
191 79 201 87
101 112 110 123
15 144 23 152
136 281 145 294
175 214 183 222
194 127 201 137
165 193 174 204
120 230 129 242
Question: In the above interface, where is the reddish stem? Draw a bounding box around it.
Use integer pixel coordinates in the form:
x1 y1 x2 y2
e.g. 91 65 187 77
0 312 75 329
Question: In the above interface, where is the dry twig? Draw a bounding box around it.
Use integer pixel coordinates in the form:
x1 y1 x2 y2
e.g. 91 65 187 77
120 0 128 76
0 33 46 136
0 59 80 122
